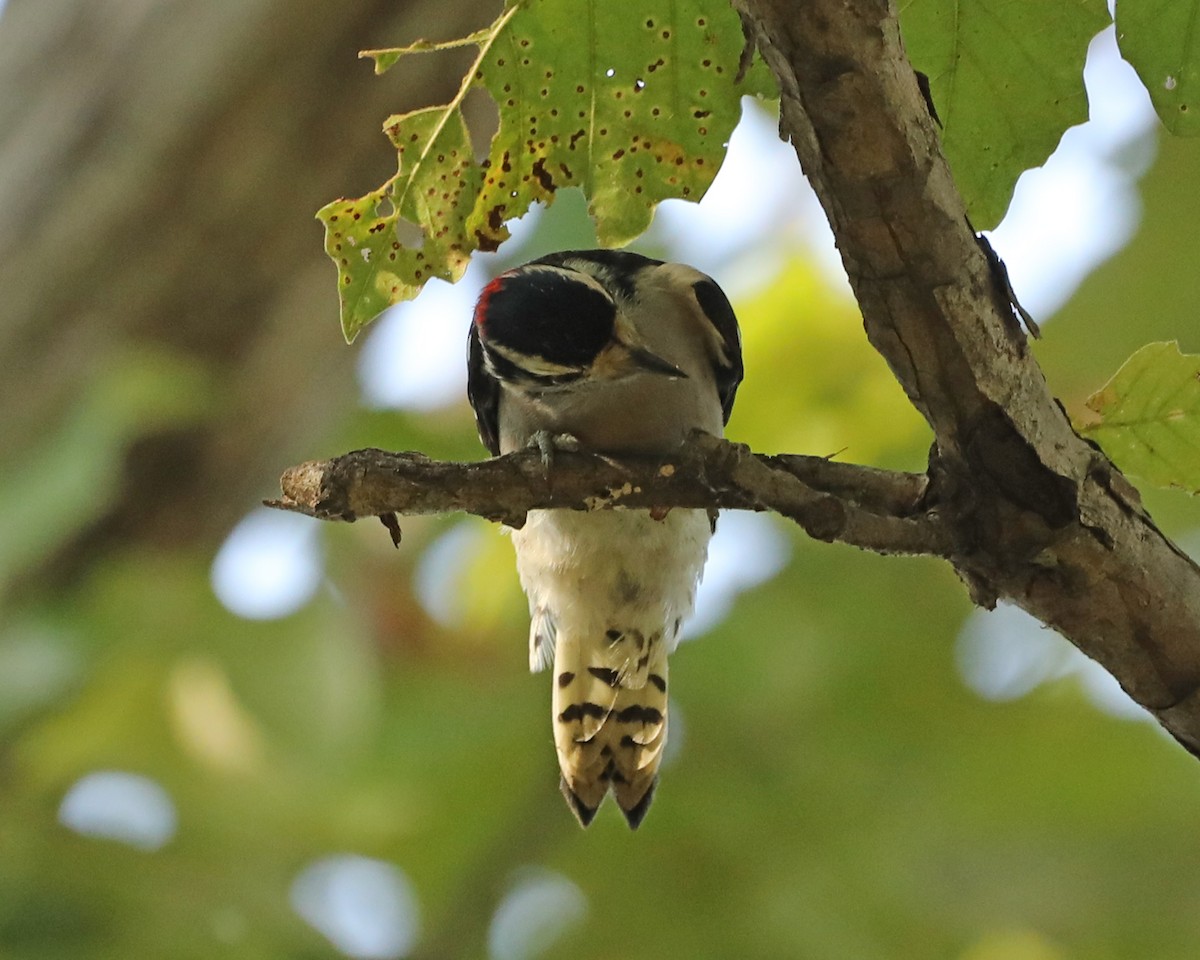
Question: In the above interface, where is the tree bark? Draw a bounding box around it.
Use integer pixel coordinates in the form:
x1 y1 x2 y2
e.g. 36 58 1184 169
733 0 1200 751
269 437 946 555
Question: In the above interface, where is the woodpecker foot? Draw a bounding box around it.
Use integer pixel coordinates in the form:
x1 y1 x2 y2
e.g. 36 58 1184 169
528 431 581 472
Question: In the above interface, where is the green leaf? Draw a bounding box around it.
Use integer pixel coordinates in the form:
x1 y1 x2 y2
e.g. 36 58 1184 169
319 108 483 337
1080 341 1200 493
319 0 776 341
1116 0 1200 135
899 0 1110 228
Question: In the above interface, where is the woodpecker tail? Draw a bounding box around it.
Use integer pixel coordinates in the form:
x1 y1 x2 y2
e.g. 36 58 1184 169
549 624 669 829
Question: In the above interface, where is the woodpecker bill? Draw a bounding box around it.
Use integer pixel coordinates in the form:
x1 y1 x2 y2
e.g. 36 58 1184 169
467 250 742 828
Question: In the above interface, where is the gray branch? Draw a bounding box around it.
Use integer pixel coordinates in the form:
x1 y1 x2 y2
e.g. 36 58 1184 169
267 433 947 558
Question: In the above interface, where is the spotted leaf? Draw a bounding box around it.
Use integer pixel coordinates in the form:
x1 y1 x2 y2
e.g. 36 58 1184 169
320 0 775 341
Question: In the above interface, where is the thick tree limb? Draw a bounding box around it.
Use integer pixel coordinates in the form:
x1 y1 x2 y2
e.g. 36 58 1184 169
268 434 947 558
733 0 1200 753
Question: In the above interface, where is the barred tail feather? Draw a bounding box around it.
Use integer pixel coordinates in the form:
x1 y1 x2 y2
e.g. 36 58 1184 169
552 628 669 829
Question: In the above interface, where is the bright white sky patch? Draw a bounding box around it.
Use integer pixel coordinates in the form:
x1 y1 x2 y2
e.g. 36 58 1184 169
957 602 1076 702
688 511 790 637
987 26 1158 320
487 869 587 960
291 855 420 960
210 508 322 620
648 99 844 295
59 770 177 851
411 521 486 627
956 601 1151 723
1074 657 1153 722
359 274 476 411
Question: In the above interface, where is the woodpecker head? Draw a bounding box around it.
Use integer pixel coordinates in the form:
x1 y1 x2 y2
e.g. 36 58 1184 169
471 251 687 390
467 249 742 457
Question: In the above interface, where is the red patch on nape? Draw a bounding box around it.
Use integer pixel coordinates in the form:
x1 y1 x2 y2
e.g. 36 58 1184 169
473 273 511 331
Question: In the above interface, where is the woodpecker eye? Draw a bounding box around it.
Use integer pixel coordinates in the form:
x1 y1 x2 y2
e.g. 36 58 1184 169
477 269 616 369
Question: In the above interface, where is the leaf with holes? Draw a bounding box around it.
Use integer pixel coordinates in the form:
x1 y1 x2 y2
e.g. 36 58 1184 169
1080 341 1200 493
319 0 775 341
1116 0 1200 135
898 0 1110 228
321 107 482 334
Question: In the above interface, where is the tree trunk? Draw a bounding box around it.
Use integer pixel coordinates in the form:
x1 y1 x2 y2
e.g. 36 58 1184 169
0 0 486 597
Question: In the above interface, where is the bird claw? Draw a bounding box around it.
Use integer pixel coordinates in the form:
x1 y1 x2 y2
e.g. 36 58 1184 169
527 431 628 478
528 431 581 472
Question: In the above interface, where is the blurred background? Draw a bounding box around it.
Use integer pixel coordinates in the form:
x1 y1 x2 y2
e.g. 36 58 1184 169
3 1 1200 958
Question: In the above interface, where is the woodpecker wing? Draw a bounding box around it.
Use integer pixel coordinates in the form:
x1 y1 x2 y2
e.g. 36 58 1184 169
528 605 556 672
689 276 744 424
466 323 502 456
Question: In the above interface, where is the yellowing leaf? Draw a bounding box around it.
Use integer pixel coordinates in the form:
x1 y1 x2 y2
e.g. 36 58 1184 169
320 0 776 341
1080 341 1200 492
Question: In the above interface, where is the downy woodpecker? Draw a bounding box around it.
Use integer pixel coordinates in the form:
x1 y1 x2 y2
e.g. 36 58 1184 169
467 249 742 827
